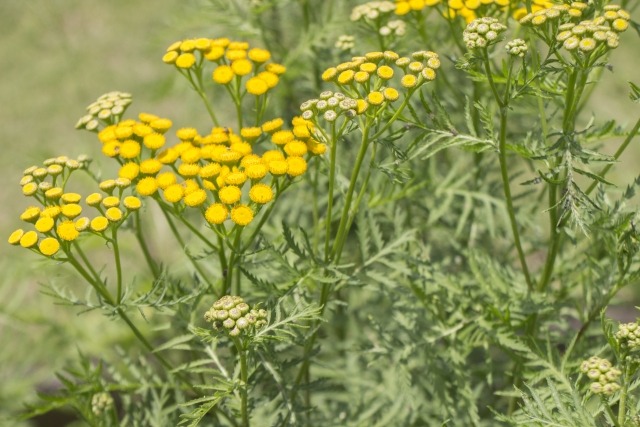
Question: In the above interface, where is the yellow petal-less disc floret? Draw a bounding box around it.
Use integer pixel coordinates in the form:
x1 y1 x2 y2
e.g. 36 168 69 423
157 148 179 164
261 118 284 133
119 162 140 180
246 77 269 95
57 220 80 241
184 189 208 207
401 74 418 88
200 163 222 179
181 148 202 164
91 216 109 232
20 231 39 248
205 203 228 225
105 207 123 222
231 59 253 76
136 177 158 196
139 159 163 175
143 133 165 150
103 196 120 208
150 118 173 133
246 164 268 180
225 171 247 186
120 140 141 159
61 193 82 204
163 184 184 203
322 67 338 82
156 171 178 189
178 163 201 177
257 71 279 88
41 206 61 219
249 183 274 204
286 157 307 177
284 141 308 157
75 217 90 231
20 206 41 223
240 127 262 141
61 204 83 219
22 182 38 196
123 196 142 210
35 217 55 233
213 65 235 84
248 48 271 63
219 185 242 205
39 237 60 256
271 130 295 145
86 193 103 206
8 229 25 245
265 63 286 75
230 205 254 226
383 87 400 101
377 65 395 79
367 91 385 106
175 53 196 69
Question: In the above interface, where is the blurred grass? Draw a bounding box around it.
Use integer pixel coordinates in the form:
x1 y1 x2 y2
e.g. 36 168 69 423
0 0 638 424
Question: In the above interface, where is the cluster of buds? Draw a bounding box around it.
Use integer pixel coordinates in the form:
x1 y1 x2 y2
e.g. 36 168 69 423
463 17 507 49
616 321 640 350
580 356 621 395
204 295 268 337
300 91 359 123
335 35 355 52
91 392 114 416
519 2 587 26
75 91 132 131
379 20 406 37
556 12 628 53
505 39 528 57
350 1 396 21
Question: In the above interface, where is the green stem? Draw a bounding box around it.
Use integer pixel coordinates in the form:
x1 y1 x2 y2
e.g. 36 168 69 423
134 210 160 279
225 229 243 294
111 228 123 304
618 360 631 426
324 123 338 263
232 338 250 427
330 124 371 261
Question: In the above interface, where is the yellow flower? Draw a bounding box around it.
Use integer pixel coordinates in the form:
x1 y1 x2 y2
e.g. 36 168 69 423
265 63 286 75
163 184 184 203
176 127 198 140
102 141 121 158
213 65 234 84
119 140 141 159
119 162 140 180
39 237 60 256
231 59 253 76
225 171 247 186
249 183 274 204
200 163 222 179
136 177 158 196
20 231 39 248
354 71 370 83
262 150 285 163
150 118 173 133
139 159 163 175
22 182 38 196
246 77 269 95
35 216 55 233
133 123 153 138
114 126 133 140
401 74 418 88
367 91 385 106
179 39 196 52
230 205 254 226
246 164 268 180
257 71 279 88
226 48 247 61
219 185 242 205
377 65 394 79
272 130 295 145
123 196 142 210
261 118 284 134
175 53 196 69
103 196 120 208
8 229 24 245
20 206 41 223
41 206 61 219
248 47 271 63
86 193 103 206
240 127 262 141
284 141 308 157
205 203 228 224
157 147 179 164
57 220 80 241
383 87 400 101
322 67 338 81
307 140 328 155
139 112 160 124
156 171 177 189
90 216 109 232
205 46 225 61
162 51 178 64
61 204 83 219
178 163 201 177
184 189 207 207
105 207 123 222
268 160 288 176
337 70 355 84
286 157 307 177
75 217 91 231
143 133 166 150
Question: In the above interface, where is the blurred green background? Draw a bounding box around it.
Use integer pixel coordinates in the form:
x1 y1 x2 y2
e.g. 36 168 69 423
0 0 638 425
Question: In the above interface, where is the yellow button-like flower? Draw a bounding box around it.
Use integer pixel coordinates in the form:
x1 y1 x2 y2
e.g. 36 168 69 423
205 203 228 225
61 192 82 204
219 185 242 205
90 216 109 232
22 183 38 196
105 207 123 222
86 193 103 206
8 229 25 245
271 130 295 145
230 205 254 226
225 171 247 186
322 67 338 82
284 141 308 157
150 118 173 133
377 65 394 79
20 231 39 248
35 216 55 233
257 71 279 88
61 204 83 219
200 163 222 179
248 48 271 63
39 237 60 256
231 59 253 76
120 140 141 159
337 70 355 84
163 184 184 203
367 91 385 106
184 189 207 207
57 220 80 241
213 65 234 84
156 171 177 189
119 162 140 180
123 196 142 211
401 74 418 88
261 118 284 133
383 87 400 102
268 160 288 176
265 63 286 75
176 53 196 69
246 164 268 180
246 77 269 95
178 163 201 177
157 147 179 165
20 206 41 223
75 217 90 231
103 196 120 208
205 46 225 61
136 177 158 196
249 183 274 204
143 133 166 150
139 159 163 175
286 157 307 177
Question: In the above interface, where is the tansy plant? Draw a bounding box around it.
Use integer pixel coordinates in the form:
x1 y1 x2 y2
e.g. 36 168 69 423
7 0 640 426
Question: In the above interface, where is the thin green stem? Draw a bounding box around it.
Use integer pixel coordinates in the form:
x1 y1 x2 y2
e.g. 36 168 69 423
618 359 631 426
133 210 160 279
111 228 124 304
324 123 338 263
232 338 250 427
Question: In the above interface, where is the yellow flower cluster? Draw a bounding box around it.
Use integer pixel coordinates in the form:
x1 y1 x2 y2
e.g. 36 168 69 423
162 37 284 97
9 157 142 257
75 91 133 131
513 0 554 21
394 0 509 24
96 113 324 227
520 3 629 53
321 50 439 112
